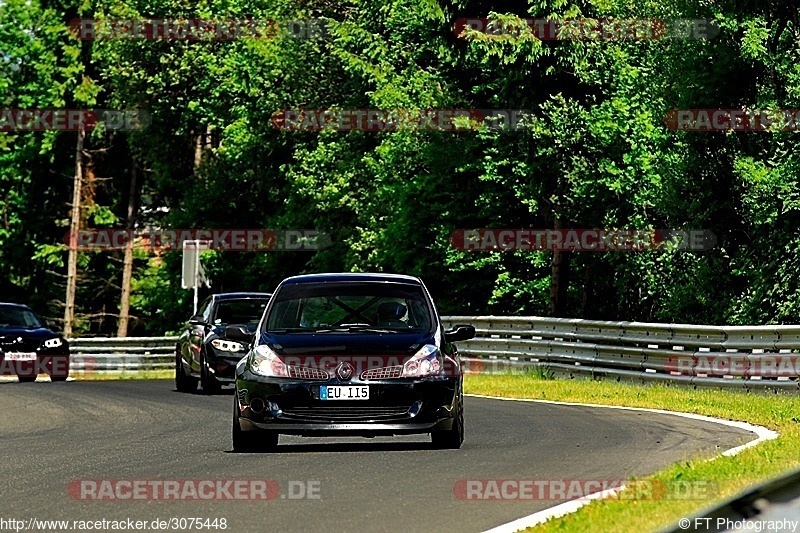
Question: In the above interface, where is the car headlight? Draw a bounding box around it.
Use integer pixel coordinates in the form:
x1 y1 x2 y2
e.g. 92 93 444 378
402 344 442 378
43 337 63 349
211 339 245 352
250 345 287 378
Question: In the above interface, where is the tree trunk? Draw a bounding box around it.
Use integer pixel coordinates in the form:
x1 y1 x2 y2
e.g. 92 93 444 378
194 130 203 171
117 162 139 337
548 214 571 316
193 124 211 174
63 128 85 337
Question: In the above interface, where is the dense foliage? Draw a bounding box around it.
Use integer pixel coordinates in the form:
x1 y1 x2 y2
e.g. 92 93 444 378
1 0 798 334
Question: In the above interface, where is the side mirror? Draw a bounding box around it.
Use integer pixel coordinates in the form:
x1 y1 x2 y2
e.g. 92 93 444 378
226 324 254 342
189 314 206 326
444 324 476 343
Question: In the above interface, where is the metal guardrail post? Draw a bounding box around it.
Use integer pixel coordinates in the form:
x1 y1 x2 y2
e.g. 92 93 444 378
67 336 179 372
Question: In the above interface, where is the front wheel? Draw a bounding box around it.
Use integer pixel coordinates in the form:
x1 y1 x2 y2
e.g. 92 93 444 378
200 352 221 394
432 392 464 449
175 351 198 393
232 395 278 452
48 355 70 381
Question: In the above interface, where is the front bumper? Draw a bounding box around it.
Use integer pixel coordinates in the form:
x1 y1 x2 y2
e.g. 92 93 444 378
0 352 70 377
235 370 458 436
205 348 247 383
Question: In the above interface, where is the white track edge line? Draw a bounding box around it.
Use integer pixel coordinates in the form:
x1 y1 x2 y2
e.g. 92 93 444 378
465 393 778 533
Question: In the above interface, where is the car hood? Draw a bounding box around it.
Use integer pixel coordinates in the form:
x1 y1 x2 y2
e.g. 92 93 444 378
209 324 256 342
264 331 435 356
0 327 57 341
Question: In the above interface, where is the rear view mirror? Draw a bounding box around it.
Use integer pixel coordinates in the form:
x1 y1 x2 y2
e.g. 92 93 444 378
226 324 254 342
189 314 206 325
444 324 476 343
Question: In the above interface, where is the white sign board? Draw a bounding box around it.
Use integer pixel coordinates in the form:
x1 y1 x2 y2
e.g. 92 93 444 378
181 240 211 289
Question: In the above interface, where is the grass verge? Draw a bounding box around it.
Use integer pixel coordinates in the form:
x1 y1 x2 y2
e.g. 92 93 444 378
464 372 800 533
71 370 174 381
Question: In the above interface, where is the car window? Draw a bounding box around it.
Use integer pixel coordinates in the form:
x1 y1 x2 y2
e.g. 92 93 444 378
266 283 432 332
212 299 269 327
198 297 213 321
0 307 43 329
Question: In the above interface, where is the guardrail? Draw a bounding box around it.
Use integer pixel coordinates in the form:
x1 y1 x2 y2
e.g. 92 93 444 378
68 336 178 373
441 316 800 392
68 317 800 391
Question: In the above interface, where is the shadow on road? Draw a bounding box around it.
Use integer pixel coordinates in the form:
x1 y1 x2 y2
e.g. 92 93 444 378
172 387 235 396
224 440 437 454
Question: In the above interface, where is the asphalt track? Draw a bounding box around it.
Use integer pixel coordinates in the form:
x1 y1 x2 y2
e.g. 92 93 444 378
1 379 754 532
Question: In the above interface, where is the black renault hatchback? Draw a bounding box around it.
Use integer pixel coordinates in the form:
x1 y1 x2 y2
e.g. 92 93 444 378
228 273 475 452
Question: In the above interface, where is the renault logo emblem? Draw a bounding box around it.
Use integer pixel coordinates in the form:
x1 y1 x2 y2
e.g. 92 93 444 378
336 362 354 381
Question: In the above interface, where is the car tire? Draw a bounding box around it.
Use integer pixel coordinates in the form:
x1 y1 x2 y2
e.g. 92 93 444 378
17 375 37 383
432 390 464 449
232 395 278 452
48 355 69 381
200 351 221 394
175 350 198 393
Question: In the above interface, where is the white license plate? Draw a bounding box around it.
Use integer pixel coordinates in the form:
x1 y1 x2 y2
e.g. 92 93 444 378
320 385 369 401
4 352 36 361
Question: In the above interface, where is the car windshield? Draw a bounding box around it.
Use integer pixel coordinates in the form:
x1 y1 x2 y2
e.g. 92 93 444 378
266 282 433 333
0 306 43 329
212 299 270 327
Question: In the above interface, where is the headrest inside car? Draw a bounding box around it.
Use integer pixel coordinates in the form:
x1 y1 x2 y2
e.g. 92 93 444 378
377 302 407 321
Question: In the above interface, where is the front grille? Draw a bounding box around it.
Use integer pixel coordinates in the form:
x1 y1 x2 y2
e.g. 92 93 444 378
287 365 330 380
280 405 412 421
0 337 40 352
360 366 403 380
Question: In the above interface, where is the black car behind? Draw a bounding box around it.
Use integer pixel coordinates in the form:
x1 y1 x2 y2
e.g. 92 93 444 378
0 303 69 382
229 273 475 452
175 292 271 393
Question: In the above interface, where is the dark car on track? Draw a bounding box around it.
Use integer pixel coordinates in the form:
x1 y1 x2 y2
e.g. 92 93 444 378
175 292 272 394
228 273 476 452
0 303 69 382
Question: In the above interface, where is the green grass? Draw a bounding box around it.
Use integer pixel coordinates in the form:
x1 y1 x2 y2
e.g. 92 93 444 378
0 370 174 383
464 372 800 533
70 369 174 381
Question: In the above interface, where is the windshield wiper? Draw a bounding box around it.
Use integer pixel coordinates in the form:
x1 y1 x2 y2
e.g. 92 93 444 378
314 326 399 333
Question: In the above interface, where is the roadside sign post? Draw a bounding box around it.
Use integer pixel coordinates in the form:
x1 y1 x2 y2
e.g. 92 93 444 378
182 240 211 314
